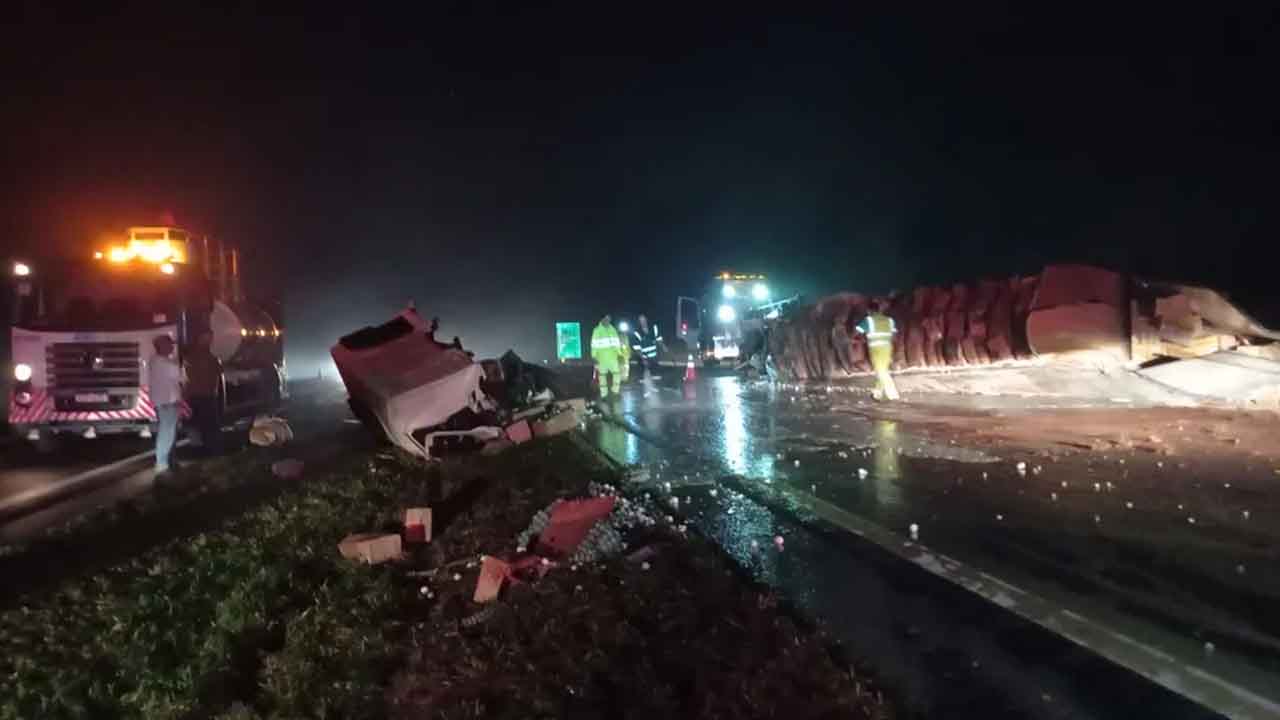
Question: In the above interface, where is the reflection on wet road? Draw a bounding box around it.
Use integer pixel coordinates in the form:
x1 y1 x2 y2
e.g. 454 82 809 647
585 373 1277 720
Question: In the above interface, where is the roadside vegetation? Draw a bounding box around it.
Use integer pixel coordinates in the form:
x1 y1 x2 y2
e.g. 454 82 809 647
0 436 892 719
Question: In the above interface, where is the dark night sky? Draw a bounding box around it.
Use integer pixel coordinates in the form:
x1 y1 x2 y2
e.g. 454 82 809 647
4 5 1277 372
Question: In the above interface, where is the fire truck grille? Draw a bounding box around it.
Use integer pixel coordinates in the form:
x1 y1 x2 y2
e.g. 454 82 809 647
46 342 142 390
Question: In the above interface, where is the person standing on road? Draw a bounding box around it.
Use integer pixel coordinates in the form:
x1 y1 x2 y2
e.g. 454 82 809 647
591 314 624 401
630 314 663 380
184 330 223 455
856 301 901 401
149 334 184 473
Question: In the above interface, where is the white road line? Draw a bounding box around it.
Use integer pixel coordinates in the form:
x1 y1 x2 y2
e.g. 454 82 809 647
786 482 1280 720
597 409 1280 720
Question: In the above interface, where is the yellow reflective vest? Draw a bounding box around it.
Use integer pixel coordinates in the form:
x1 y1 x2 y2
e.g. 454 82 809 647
590 322 624 370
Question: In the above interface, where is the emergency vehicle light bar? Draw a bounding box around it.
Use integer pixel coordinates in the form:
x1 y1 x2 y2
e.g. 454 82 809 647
716 271 767 281
96 226 190 265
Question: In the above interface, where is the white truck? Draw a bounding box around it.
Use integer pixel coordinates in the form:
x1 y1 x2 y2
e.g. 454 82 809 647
7 226 286 448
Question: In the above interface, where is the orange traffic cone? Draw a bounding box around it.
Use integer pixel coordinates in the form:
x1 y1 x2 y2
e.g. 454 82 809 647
683 354 696 383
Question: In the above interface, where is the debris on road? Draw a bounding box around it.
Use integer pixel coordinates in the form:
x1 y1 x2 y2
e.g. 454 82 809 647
338 532 403 564
403 507 432 543
250 416 294 446
766 265 1280 410
530 496 618 558
472 555 510 604
503 418 532 444
531 405 579 438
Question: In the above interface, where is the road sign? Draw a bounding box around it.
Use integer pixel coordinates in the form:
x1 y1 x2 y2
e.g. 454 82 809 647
556 322 582 361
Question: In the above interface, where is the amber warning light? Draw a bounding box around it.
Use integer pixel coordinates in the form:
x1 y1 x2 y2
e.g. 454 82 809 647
95 227 189 265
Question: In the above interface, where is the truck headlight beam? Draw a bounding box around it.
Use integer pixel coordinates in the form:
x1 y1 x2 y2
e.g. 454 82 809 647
722 284 736 298
717 304 737 323
752 283 769 301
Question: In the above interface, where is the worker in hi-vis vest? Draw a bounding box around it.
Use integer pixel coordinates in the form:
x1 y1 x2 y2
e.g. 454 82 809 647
591 314 625 399
856 301 901 400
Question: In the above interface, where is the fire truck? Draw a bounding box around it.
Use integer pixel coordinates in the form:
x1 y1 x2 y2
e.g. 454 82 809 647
675 272 798 365
6 226 286 447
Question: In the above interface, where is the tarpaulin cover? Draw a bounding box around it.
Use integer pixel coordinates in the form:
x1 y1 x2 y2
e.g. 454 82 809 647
332 309 488 455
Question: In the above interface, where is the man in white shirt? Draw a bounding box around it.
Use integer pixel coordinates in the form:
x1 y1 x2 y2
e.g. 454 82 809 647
149 334 183 473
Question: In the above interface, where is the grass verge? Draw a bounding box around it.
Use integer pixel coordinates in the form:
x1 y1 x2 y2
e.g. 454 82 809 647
1 435 892 719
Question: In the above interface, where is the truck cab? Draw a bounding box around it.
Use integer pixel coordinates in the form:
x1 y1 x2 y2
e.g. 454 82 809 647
7 226 285 446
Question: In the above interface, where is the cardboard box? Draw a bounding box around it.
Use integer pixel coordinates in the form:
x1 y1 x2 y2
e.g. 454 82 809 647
532 408 578 438
473 555 511 604
504 419 533 444
403 507 433 543
338 533 402 564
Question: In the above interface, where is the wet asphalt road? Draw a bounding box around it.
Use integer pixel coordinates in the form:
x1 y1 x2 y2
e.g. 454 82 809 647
585 372 1276 719
0 380 348 543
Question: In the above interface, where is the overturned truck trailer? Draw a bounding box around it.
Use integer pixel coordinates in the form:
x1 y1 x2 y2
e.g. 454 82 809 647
769 265 1280 403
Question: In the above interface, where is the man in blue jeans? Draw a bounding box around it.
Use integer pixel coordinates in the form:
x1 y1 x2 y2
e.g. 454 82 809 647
149 334 183 473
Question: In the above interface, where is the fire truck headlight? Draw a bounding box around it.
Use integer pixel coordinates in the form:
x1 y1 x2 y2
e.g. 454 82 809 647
717 304 737 323
14 363 33 382
13 262 31 277
159 262 175 275
722 284 736 299
752 283 769 301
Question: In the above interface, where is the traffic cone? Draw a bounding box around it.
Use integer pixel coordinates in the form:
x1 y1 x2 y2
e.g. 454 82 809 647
683 354 696 383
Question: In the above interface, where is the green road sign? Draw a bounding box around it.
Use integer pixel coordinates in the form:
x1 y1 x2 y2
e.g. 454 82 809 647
556 322 582 360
